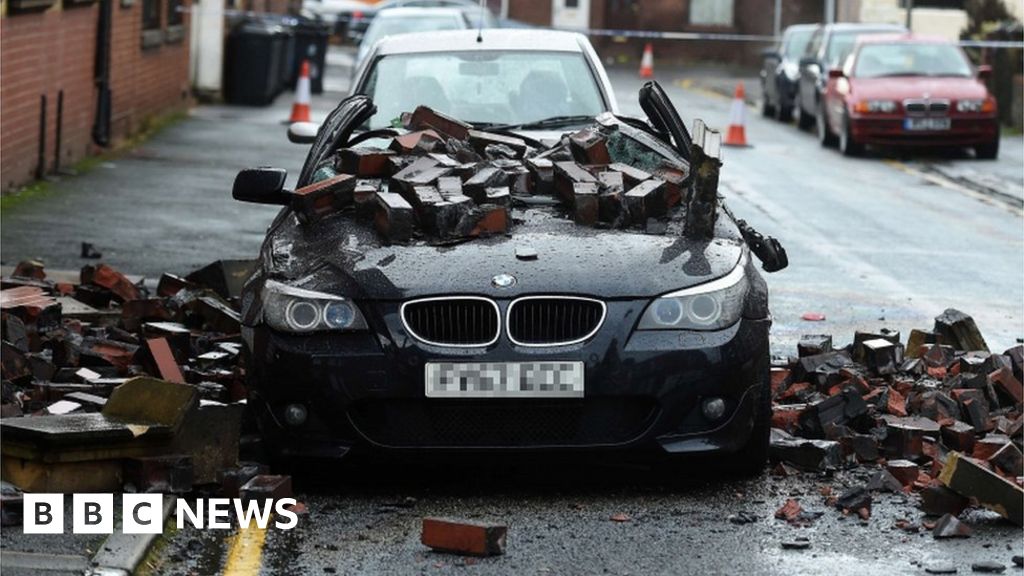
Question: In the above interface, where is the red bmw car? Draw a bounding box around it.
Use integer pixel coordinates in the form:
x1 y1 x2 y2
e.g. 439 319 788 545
818 35 999 158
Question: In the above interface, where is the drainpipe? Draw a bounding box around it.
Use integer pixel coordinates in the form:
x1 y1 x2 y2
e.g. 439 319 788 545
93 0 112 147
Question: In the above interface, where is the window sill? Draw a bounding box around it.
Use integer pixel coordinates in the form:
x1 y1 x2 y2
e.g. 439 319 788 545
7 0 57 13
165 25 185 44
141 29 164 50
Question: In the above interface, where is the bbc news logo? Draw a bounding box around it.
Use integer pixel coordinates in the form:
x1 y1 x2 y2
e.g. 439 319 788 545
24 494 299 534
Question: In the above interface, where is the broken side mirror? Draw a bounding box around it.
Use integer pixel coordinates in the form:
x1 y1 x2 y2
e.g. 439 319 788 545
976 64 992 80
288 121 319 144
232 167 291 205
828 68 844 79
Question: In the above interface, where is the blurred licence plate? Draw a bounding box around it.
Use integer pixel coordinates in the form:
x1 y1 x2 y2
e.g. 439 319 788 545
904 117 950 131
425 362 584 398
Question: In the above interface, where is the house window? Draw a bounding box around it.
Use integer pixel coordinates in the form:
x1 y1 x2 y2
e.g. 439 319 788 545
142 0 161 30
167 0 182 26
689 0 733 26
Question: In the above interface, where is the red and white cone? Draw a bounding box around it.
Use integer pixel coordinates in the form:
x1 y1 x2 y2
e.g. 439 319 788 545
289 60 312 124
723 82 749 147
639 43 654 79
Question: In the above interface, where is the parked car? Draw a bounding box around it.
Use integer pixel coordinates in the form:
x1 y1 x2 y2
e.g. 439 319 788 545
355 7 474 68
795 23 907 131
301 0 372 37
235 30 779 475
352 29 616 138
347 0 492 43
818 35 999 158
760 24 818 121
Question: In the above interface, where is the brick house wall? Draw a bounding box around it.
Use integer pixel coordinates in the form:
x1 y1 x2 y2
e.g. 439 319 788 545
1 0 192 192
505 0 823 66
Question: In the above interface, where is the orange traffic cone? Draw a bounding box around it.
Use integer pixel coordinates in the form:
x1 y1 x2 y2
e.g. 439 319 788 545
289 60 312 124
723 82 749 147
639 43 654 78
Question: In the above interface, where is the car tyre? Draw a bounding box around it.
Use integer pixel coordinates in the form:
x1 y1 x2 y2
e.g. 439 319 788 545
839 113 864 157
775 103 793 123
817 106 838 148
761 89 774 117
796 104 814 130
975 138 999 160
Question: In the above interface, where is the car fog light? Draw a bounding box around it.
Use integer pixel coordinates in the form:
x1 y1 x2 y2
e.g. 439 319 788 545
284 403 308 426
701 397 726 421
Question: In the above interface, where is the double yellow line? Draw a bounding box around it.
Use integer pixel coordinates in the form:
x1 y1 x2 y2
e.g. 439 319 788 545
221 522 269 576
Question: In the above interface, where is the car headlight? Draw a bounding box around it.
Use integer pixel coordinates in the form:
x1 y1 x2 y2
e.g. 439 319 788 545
956 98 994 113
261 280 368 333
854 100 897 114
638 255 750 331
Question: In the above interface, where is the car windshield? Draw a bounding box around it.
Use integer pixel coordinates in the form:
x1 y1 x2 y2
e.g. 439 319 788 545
826 30 896 67
361 50 606 130
783 29 814 58
362 15 465 50
853 42 972 78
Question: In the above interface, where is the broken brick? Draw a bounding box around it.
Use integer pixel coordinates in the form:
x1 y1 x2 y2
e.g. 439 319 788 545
291 173 356 224
797 387 868 438
988 367 1022 407
989 442 1023 477
338 148 395 177
240 474 293 503
390 130 441 154
421 517 507 557
919 484 969 516
862 338 902 375
774 498 802 521
798 334 832 358
940 420 976 454
145 337 185 384
455 204 510 238
467 130 528 157
769 429 842 471
572 182 599 226
835 486 872 513
939 451 1023 525
932 513 972 538
569 127 611 165
408 106 471 141
934 308 988 352
885 459 920 486
463 166 509 204
374 192 415 244
552 161 598 205
623 179 667 225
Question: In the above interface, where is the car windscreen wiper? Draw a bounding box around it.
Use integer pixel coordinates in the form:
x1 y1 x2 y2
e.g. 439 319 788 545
486 115 596 131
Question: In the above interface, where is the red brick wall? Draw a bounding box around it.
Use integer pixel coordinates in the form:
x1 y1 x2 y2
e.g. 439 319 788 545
1 0 192 193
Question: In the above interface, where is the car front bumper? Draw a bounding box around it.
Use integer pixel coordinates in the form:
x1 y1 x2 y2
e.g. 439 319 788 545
245 307 770 461
849 116 999 147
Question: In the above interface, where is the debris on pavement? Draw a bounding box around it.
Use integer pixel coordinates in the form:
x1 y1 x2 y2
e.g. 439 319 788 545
421 517 507 557
0 259 251 495
769 309 1024 536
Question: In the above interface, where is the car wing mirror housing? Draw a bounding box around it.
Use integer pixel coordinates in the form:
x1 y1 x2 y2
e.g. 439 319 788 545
977 64 992 80
232 167 291 205
288 121 319 144
828 68 844 79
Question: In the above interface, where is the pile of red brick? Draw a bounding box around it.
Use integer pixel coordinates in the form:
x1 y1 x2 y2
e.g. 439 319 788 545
289 106 690 243
0 259 273 506
770 309 1023 530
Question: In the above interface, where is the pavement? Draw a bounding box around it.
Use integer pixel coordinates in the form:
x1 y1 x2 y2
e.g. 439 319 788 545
1 45 1023 575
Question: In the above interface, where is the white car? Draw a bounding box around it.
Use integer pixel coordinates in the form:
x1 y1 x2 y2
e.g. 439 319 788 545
351 29 619 144
355 7 473 68
301 0 371 35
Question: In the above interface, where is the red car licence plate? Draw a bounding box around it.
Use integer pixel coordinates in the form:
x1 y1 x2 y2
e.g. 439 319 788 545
904 118 951 131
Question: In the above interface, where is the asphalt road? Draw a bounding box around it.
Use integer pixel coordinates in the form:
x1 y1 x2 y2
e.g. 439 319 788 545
1 46 1022 575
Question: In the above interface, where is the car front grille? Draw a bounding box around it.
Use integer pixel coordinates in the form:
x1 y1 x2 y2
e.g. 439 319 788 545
401 297 500 347
506 297 606 346
347 398 658 448
904 99 949 116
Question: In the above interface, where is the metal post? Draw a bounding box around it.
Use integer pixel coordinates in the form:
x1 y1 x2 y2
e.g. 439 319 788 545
824 0 834 24
905 0 913 30
54 90 64 174
774 0 782 37
36 94 47 180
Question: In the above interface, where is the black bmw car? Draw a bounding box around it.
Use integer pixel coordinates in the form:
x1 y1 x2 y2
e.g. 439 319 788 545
233 82 785 476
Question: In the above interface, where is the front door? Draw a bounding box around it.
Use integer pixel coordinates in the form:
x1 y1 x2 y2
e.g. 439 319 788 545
552 0 590 30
